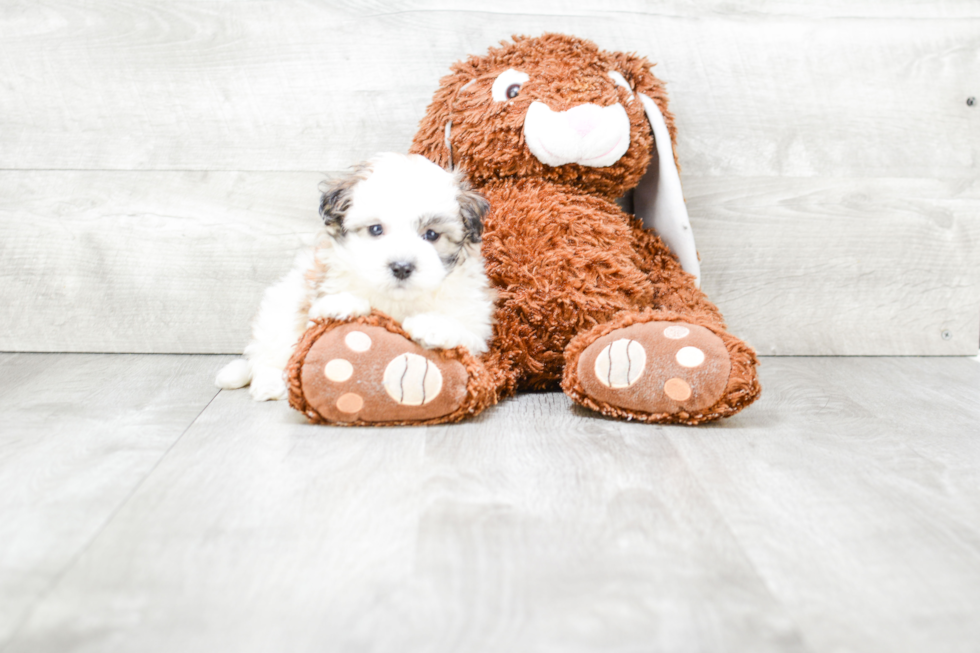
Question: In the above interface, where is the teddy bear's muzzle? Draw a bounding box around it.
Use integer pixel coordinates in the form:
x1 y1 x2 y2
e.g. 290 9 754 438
524 101 631 168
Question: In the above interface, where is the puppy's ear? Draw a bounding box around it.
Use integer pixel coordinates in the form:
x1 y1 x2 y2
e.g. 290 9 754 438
318 163 370 237
457 187 489 244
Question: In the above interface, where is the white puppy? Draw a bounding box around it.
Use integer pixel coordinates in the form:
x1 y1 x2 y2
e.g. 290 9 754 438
216 152 494 401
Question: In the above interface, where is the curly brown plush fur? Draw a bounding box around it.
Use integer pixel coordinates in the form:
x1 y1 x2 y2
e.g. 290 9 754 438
405 33 761 424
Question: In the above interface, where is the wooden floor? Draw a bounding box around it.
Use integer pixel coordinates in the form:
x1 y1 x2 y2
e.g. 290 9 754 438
1 353 978 653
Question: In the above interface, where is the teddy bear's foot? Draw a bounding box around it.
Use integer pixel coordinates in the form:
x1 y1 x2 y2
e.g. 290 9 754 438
563 318 756 425
286 316 495 426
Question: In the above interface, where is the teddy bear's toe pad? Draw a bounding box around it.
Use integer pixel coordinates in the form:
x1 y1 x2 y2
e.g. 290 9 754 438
577 322 731 415
299 324 468 423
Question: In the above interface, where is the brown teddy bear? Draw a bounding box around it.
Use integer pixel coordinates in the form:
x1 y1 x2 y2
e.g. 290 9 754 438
287 33 760 426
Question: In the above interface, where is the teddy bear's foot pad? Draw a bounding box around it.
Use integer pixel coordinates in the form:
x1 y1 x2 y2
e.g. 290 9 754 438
296 324 469 424
577 321 731 416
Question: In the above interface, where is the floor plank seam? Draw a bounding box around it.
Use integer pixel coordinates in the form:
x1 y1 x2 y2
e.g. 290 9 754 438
661 430 817 653
0 387 223 653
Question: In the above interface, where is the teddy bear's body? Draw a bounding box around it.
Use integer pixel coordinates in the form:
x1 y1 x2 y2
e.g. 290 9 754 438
287 34 760 426
479 179 678 390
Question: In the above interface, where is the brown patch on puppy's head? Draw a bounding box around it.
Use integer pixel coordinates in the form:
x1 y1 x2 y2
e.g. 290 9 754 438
318 162 372 238
410 33 676 199
456 184 488 245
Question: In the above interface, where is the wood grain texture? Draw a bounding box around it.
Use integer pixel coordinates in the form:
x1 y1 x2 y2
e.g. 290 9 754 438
3 388 436 653
382 0 980 19
372 400 804 653
0 171 321 353
3 354 979 652
687 176 980 355
667 356 980 653
2 172 976 355
1 2 977 355
2 370 803 653
0 1 976 176
0 353 221 648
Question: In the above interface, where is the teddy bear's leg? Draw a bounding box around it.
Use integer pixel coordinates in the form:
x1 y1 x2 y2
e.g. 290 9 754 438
286 314 497 426
561 309 760 425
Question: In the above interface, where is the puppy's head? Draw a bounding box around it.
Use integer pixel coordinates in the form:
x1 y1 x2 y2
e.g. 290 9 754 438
319 153 488 295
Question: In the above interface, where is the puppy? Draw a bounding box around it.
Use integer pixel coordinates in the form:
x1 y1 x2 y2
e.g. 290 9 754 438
216 152 494 401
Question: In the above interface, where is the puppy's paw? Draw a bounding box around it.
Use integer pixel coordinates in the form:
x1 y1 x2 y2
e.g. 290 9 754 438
308 293 372 324
215 358 250 389
402 314 488 354
249 366 287 401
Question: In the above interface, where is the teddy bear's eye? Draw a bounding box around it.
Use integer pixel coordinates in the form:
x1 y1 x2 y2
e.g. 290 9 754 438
491 68 530 102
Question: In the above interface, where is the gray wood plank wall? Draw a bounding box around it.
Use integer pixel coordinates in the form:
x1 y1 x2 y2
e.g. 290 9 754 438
1 1 978 354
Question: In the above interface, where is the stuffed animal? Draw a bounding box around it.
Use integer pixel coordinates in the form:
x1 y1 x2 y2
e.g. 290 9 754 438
287 33 760 425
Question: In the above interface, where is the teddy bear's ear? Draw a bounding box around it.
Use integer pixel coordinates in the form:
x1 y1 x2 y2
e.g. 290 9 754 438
409 70 473 171
634 93 701 288
609 53 700 287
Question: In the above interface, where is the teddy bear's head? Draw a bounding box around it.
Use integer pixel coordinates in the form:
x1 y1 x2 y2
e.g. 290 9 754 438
410 33 701 285
411 33 682 198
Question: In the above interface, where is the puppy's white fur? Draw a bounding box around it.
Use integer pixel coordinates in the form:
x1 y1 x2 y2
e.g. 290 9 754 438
216 153 494 401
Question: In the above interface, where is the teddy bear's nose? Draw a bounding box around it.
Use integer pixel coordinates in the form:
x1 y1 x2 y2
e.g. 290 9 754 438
564 104 603 137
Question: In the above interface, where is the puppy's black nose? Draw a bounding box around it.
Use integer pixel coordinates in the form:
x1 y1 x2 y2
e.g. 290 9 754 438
389 261 415 280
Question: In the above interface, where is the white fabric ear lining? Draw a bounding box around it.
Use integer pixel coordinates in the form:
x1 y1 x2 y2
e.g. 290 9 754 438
635 93 701 288
444 121 453 170
443 79 475 172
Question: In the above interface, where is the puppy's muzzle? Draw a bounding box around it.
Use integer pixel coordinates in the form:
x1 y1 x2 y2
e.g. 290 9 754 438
389 261 416 280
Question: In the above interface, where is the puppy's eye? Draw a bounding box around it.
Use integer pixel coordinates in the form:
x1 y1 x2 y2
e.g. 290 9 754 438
491 68 529 102
368 224 384 237
422 229 440 242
